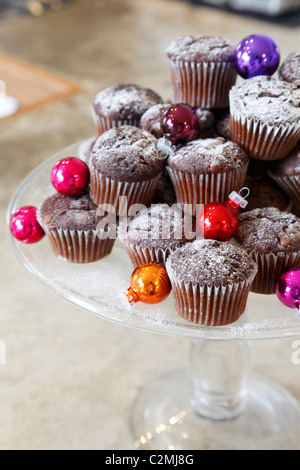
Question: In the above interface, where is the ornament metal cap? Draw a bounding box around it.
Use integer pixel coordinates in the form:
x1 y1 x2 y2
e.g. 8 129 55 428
228 187 250 209
157 137 176 158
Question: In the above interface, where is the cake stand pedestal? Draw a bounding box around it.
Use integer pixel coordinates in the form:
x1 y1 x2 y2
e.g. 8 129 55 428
131 341 300 450
7 141 300 450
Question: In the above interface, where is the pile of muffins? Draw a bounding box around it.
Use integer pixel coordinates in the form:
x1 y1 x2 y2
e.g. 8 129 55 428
38 35 300 327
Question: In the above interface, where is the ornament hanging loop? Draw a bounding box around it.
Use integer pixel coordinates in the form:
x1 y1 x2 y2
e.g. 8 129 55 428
295 301 300 320
239 187 250 199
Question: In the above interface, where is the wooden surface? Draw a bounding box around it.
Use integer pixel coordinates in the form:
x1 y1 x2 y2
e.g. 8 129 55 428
0 53 81 120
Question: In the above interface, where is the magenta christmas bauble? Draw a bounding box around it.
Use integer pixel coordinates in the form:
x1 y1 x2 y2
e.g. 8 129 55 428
10 206 45 244
51 157 90 197
235 34 280 79
276 267 300 314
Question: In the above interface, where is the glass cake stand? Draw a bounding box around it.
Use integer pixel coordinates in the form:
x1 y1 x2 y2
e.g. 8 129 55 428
7 140 300 450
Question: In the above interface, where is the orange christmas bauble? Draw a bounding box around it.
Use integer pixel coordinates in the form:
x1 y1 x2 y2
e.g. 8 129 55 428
126 263 172 305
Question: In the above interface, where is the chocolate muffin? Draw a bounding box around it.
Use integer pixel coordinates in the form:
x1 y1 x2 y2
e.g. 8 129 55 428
268 145 300 207
215 112 231 140
38 192 115 263
166 35 237 109
119 203 196 267
166 239 258 326
89 125 166 214
154 170 177 206
92 83 163 136
242 176 290 212
196 108 215 138
229 76 300 161
235 207 300 294
140 103 171 139
141 104 215 139
166 137 249 215
278 52 300 83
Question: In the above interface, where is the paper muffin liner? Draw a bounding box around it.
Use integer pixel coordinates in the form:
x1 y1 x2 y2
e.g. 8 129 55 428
166 163 249 216
92 109 140 136
166 257 258 326
45 227 115 263
268 171 300 206
122 238 176 268
168 59 237 109
90 168 163 216
247 250 300 295
229 97 300 161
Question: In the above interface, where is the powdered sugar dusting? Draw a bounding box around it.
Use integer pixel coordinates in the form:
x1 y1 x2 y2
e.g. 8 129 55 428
90 125 165 181
230 76 300 125
167 239 256 284
119 203 196 249
167 137 249 173
93 84 163 119
166 35 235 62
279 51 300 83
39 193 99 231
236 207 300 252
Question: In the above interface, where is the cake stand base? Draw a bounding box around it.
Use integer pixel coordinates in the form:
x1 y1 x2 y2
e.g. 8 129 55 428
130 368 300 450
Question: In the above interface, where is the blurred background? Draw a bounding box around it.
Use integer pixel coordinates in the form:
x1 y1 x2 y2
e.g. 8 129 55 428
1 0 300 23
0 0 300 451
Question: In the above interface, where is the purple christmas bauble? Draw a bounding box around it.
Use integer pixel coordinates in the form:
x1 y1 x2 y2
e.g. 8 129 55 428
276 267 300 313
235 34 280 79
161 104 200 145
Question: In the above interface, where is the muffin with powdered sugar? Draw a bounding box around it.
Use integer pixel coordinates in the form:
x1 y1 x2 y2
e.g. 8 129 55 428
278 52 300 83
141 103 215 139
166 239 257 326
166 35 237 109
38 192 115 263
92 83 163 136
235 207 300 294
268 145 300 209
119 203 196 267
89 125 166 214
229 76 300 161
166 136 249 215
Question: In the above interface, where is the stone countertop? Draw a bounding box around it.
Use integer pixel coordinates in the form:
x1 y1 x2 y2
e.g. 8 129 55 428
0 0 300 450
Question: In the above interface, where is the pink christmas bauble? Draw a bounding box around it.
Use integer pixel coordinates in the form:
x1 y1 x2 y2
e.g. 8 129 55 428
276 267 300 312
51 157 90 197
10 206 45 244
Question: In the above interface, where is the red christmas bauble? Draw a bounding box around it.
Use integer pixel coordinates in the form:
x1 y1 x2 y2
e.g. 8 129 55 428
198 202 239 241
10 206 45 244
197 191 249 241
51 157 90 197
161 104 200 146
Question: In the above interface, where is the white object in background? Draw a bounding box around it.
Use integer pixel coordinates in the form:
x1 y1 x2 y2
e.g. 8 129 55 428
0 92 20 119
228 0 300 15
